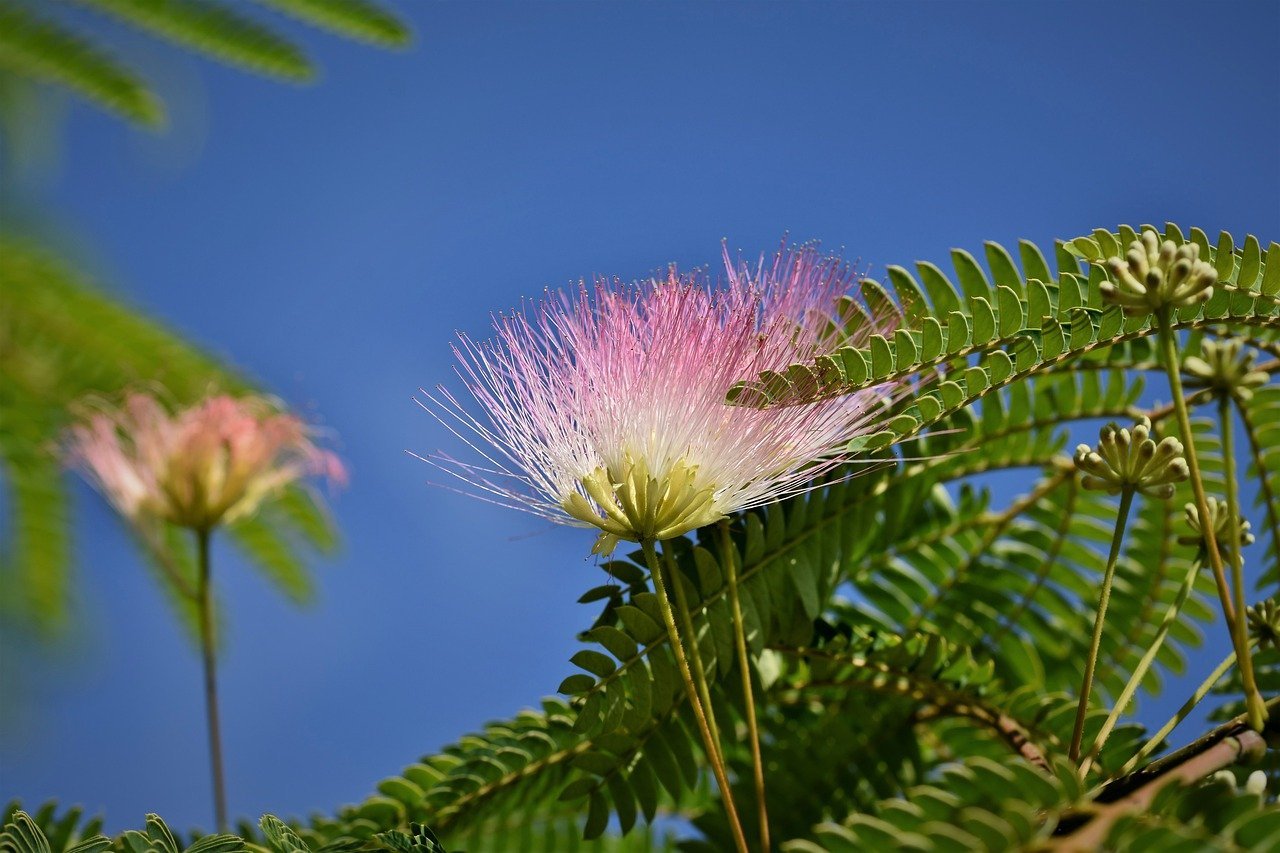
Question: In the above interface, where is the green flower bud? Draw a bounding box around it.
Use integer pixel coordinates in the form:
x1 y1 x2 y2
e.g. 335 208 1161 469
1074 416 1188 499
1184 338 1270 403
1100 230 1216 315
1248 599 1280 650
1179 495 1255 553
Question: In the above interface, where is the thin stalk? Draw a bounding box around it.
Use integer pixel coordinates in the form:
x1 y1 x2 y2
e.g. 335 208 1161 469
1219 394 1267 728
1156 309 1263 730
1117 646 1242 778
662 543 721 748
1070 488 1135 763
721 521 770 853
196 528 228 831
1081 555 1203 776
642 539 748 853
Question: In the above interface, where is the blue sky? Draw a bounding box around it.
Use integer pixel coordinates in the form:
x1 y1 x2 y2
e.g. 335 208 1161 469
3 0 1279 835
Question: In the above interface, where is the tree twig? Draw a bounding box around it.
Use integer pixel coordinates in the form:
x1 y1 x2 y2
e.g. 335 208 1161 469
1054 729 1266 851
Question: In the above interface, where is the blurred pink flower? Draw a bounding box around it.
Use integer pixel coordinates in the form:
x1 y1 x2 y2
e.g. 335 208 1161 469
67 393 345 531
424 243 894 554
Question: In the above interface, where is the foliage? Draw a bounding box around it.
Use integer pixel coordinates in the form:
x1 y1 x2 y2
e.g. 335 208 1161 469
0 0 410 129
0 806 453 853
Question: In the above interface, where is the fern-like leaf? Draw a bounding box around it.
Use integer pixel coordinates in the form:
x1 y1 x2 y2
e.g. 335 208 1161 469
72 0 314 81
0 2 163 125
250 0 411 47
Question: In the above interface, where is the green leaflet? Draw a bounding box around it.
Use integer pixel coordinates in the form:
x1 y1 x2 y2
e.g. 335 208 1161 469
727 229 1280 454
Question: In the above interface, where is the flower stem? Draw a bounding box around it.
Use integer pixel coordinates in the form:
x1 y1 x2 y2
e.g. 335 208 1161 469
721 521 770 853
1156 310 1264 730
1070 487 1135 764
1218 393 1267 729
662 543 721 748
642 539 748 853
196 528 228 831
1081 555 1203 776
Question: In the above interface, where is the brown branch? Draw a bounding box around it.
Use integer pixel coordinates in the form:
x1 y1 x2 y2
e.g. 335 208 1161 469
914 703 1050 772
1053 729 1265 851
1052 694 1280 849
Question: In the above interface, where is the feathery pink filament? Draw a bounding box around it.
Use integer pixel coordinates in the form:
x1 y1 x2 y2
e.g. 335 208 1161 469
423 243 894 551
67 393 345 530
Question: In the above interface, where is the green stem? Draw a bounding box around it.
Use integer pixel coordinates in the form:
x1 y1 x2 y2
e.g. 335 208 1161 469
1219 393 1267 729
642 540 748 853
196 528 228 831
1070 488 1135 764
1081 556 1203 776
721 522 770 853
1156 309 1264 730
1114 644 1252 781
662 543 721 749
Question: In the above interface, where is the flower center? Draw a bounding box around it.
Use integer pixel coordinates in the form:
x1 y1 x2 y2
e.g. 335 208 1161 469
561 454 723 554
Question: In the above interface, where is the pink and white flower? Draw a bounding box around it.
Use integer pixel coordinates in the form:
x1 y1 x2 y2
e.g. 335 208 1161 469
423 243 894 554
67 393 345 531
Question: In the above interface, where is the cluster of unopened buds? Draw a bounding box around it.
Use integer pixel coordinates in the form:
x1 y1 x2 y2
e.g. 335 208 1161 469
1184 338 1270 403
1248 599 1280 651
1101 230 1217 315
1178 495 1255 554
1074 417 1188 499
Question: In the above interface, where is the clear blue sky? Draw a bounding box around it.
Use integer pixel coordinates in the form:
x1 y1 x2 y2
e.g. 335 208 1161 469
3 0 1278 834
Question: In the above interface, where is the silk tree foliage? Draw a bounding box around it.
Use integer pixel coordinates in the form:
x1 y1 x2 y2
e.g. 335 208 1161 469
0 0 411 129
9 224 1280 850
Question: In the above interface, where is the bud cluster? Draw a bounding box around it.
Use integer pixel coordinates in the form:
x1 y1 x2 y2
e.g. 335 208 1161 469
1101 230 1217 315
1184 338 1270 403
1178 495 1255 553
1248 599 1280 651
1074 417 1188 499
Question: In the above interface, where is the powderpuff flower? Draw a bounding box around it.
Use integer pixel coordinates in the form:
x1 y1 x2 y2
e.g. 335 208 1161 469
67 393 345 531
423 244 895 555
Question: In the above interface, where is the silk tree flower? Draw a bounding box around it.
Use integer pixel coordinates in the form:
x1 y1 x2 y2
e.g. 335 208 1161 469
67 392 345 531
423 244 895 555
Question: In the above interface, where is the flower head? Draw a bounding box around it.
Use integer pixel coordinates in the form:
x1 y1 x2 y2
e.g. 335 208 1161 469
424 244 895 554
67 393 345 531
1101 229 1216 315
1074 416 1188 499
